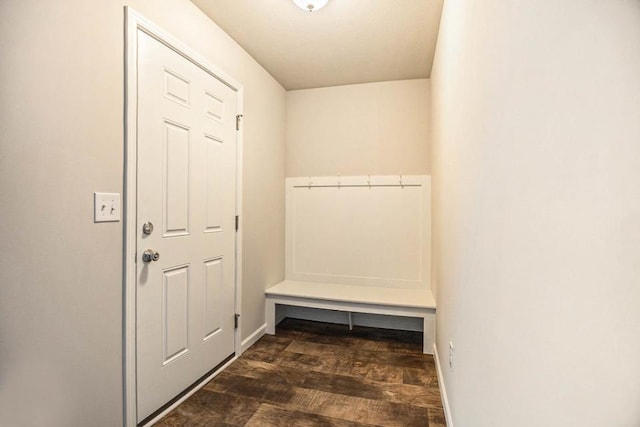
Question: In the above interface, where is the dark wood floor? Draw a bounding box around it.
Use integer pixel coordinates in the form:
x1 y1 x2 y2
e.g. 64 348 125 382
155 318 446 426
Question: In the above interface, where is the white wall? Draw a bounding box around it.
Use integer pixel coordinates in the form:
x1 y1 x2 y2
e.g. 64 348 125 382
0 1 285 425
286 79 430 177
431 1 640 426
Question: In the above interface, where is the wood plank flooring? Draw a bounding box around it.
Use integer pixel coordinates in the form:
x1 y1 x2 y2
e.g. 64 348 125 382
155 319 446 426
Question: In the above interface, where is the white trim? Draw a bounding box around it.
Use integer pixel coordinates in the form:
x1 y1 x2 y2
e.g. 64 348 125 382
123 8 138 426
140 356 237 427
241 323 267 353
124 7 244 426
433 343 453 427
234 90 244 358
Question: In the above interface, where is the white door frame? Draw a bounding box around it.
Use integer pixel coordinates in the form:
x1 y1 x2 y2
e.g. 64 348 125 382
124 7 244 426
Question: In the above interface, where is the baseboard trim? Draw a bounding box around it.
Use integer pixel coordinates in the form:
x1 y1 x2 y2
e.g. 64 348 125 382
241 323 267 353
433 343 453 427
142 356 236 426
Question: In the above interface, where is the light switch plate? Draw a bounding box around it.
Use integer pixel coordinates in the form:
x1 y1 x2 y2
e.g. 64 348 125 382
94 192 121 222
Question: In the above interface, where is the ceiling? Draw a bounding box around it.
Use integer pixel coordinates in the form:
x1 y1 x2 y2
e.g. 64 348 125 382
191 0 444 90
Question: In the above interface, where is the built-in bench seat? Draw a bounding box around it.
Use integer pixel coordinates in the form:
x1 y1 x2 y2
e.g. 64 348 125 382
265 280 436 354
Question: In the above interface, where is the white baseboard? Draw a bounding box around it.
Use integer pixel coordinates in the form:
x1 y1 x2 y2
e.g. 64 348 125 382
433 343 453 427
142 356 236 426
241 323 267 353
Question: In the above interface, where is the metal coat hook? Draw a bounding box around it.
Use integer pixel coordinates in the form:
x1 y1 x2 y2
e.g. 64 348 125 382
367 175 371 189
400 175 404 189
308 177 312 189
337 174 341 189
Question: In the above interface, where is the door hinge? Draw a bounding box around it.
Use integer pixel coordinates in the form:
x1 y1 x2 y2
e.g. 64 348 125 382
235 215 239 232
234 313 240 329
236 114 243 131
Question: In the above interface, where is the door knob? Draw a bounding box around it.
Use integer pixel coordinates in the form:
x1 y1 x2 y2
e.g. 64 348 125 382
142 249 160 263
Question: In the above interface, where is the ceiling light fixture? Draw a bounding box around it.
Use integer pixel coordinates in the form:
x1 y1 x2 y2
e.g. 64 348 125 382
292 0 329 12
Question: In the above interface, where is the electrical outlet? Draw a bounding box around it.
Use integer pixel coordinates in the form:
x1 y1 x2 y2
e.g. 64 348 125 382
449 341 454 368
94 192 121 222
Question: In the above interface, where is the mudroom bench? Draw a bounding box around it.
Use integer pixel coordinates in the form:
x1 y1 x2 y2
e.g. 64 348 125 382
265 280 436 354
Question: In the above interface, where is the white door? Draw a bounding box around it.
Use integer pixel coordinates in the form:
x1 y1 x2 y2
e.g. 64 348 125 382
136 30 238 422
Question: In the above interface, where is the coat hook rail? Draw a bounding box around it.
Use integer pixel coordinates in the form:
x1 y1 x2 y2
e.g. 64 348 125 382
293 175 422 189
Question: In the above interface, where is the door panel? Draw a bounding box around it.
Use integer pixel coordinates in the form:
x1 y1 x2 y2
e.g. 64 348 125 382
203 258 224 340
136 30 237 422
162 265 190 364
204 135 224 232
163 121 190 236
